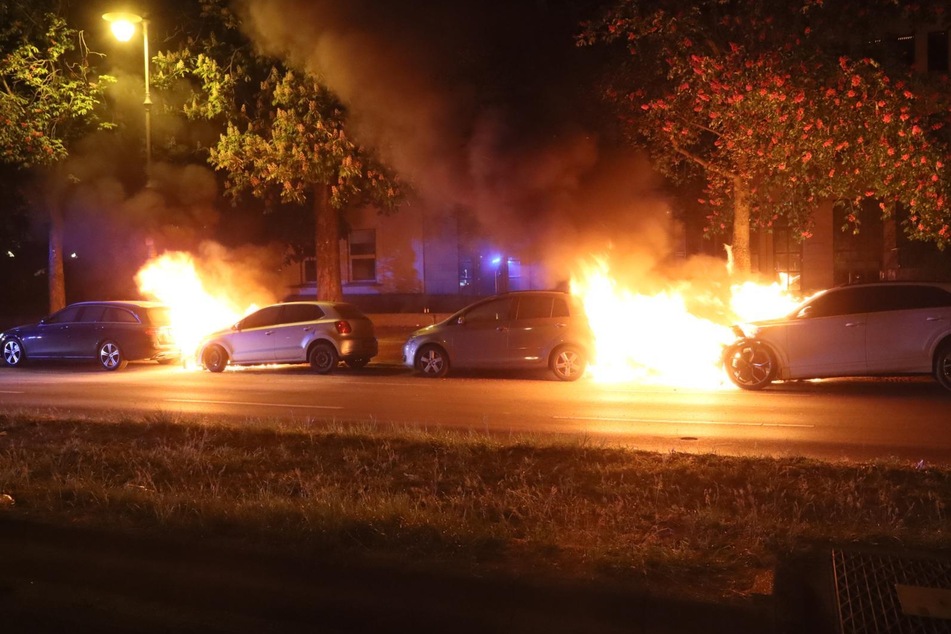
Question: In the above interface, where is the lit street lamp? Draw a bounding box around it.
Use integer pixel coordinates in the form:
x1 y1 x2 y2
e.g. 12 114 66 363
102 12 152 185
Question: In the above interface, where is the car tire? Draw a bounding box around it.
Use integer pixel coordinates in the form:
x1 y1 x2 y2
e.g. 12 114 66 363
98 340 128 371
415 344 449 378
724 341 776 390
309 342 339 374
2 337 24 367
550 345 586 381
345 357 370 369
934 341 951 392
203 345 228 373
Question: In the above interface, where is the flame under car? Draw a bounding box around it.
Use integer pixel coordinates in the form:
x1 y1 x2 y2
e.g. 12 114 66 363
196 301 378 373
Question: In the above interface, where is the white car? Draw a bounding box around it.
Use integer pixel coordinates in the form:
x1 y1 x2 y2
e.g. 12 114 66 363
197 302 378 373
724 282 951 391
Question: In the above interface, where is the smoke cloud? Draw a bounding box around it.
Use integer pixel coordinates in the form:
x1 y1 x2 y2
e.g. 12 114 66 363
237 0 674 283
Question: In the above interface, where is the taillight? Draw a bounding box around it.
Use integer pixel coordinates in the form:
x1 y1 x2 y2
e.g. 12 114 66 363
335 320 352 334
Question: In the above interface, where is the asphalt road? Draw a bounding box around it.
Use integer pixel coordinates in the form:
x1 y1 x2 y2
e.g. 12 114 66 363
2 356 950 465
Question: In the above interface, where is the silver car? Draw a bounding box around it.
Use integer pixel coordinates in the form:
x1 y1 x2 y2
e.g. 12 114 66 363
197 301 378 373
724 282 951 391
403 291 593 381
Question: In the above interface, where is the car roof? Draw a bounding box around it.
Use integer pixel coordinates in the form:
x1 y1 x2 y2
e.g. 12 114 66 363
830 281 951 292
69 300 168 309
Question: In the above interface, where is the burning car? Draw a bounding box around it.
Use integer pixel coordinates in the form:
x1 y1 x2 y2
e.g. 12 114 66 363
723 282 951 391
0 301 179 371
403 290 593 381
196 301 378 373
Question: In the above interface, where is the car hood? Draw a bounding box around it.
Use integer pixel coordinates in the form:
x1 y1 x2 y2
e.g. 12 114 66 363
414 321 448 336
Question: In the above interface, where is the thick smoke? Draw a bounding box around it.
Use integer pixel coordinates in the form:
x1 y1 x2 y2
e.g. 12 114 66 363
238 0 674 284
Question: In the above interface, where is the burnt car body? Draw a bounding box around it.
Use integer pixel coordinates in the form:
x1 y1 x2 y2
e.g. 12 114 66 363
724 282 951 391
0 301 178 370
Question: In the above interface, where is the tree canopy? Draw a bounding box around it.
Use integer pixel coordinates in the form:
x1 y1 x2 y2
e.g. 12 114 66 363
0 4 115 310
581 0 951 273
153 0 402 300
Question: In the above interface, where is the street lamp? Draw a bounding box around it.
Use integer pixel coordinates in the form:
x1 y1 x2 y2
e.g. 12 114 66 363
102 12 152 186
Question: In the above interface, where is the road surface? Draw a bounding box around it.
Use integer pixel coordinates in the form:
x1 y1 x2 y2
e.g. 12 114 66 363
2 360 949 465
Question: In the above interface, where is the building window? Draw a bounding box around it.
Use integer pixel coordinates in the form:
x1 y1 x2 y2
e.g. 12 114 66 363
773 224 802 292
302 258 317 283
349 229 376 282
833 200 884 285
928 31 949 73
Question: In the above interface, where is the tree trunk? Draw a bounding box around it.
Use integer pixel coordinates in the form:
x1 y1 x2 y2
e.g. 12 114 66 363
314 183 343 301
48 201 66 313
730 176 752 275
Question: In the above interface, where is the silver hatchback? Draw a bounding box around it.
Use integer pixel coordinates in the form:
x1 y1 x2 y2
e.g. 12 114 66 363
197 301 378 373
403 291 593 381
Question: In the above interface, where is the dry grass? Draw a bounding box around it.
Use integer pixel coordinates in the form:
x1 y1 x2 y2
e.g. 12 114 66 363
1 410 949 599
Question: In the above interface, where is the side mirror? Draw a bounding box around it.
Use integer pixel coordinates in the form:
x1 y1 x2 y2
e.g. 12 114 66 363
796 305 813 319
455 316 466 326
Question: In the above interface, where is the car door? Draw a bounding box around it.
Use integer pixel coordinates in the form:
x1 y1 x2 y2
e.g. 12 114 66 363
449 297 513 367
783 287 870 378
506 294 559 367
70 304 108 358
23 305 85 358
270 304 325 363
866 285 951 373
229 305 284 363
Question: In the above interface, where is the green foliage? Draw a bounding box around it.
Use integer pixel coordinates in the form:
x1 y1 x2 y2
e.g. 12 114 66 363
0 11 115 169
151 0 401 213
581 0 951 246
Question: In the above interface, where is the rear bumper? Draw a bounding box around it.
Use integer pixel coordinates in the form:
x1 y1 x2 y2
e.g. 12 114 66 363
339 337 378 360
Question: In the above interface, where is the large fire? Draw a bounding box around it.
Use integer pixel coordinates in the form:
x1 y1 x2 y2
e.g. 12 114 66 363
135 251 269 364
571 259 800 388
136 247 798 386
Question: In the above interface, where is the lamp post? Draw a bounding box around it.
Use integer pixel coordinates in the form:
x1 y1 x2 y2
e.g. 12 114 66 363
102 12 152 186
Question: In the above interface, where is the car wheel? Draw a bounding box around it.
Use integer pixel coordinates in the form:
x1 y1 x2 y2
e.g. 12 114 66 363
2 338 24 367
98 340 128 371
202 345 228 373
725 341 776 390
415 344 449 378
309 342 339 374
345 357 370 369
934 341 951 392
550 345 586 381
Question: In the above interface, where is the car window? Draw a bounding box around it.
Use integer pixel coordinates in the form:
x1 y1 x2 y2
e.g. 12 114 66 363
239 305 283 329
102 307 139 323
45 305 84 324
78 305 107 322
879 285 951 311
553 297 572 318
281 304 325 324
464 298 512 324
515 296 554 320
799 287 877 318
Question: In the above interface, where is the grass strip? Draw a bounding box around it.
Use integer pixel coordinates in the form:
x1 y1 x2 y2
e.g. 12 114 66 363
0 411 948 599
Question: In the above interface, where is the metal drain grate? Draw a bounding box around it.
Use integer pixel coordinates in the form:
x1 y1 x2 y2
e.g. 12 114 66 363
833 549 951 634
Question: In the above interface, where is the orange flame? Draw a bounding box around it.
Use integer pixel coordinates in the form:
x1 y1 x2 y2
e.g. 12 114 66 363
135 251 266 363
571 258 799 388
